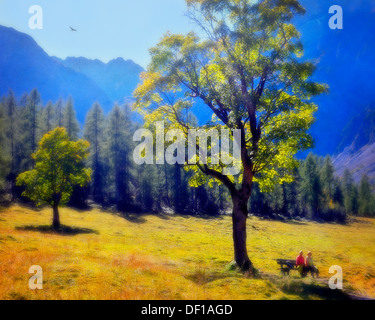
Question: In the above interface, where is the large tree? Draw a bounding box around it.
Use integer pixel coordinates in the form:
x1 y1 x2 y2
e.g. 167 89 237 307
16 128 91 230
134 0 327 271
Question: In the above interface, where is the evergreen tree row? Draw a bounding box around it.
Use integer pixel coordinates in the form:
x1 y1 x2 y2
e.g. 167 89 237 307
0 89 225 215
250 153 375 222
0 90 374 219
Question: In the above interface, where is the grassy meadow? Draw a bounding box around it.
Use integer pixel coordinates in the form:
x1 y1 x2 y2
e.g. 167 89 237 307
0 204 374 300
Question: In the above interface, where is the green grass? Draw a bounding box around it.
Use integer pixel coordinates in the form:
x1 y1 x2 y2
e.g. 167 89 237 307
0 204 374 300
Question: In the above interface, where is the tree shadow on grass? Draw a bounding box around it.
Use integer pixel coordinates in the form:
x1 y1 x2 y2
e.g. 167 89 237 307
279 280 353 300
155 213 170 220
254 216 308 226
179 214 224 221
279 220 308 226
185 272 229 286
117 213 147 224
16 225 99 236
184 268 243 286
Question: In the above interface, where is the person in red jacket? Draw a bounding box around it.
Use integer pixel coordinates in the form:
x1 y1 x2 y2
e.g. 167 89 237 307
296 251 305 276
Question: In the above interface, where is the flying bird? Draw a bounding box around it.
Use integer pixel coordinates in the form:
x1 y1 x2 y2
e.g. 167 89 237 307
69 26 77 32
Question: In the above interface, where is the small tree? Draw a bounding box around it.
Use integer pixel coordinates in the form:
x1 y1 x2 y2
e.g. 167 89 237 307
16 128 91 230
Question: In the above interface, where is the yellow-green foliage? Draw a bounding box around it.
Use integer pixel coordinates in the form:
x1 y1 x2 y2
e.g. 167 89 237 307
133 0 328 193
0 205 374 300
16 128 91 207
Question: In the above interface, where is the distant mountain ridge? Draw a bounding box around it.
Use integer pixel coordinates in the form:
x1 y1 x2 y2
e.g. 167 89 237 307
0 25 143 122
53 56 144 103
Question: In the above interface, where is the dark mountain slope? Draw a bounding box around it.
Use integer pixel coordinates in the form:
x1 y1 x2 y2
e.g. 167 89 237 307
333 107 375 184
0 25 143 122
297 0 375 155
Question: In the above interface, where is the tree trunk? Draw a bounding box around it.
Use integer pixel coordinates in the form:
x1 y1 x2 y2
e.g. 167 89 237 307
52 204 61 230
232 194 253 272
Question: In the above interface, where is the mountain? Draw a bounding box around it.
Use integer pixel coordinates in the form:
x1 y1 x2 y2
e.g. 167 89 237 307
0 25 111 122
296 0 375 156
0 25 143 122
333 107 375 184
54 57 144 104
337 107 375 154
1 0 375 155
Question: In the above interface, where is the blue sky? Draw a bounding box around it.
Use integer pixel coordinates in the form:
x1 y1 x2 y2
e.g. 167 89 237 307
0 0 195 68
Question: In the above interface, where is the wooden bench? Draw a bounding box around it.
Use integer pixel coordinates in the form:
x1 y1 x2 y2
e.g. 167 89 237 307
276 259 299 276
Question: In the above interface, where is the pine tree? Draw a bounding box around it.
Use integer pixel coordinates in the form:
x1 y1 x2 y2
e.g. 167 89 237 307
20 89 41 170
0 98 7 196
250 182 269 216
298 153 322 219
332 178 344 207
358 175 375 217
84 102 106 204
342 169 359 215
40 101 55 136
63 97 80 140
139 164 156 212
321 156 335 200
171 164 187 214
107 104 132 210
62 97 82 207
156 164 170 207
284 169 300 217
281 182 289 217
28 89 40 155
54 98 64 127
4 90 18 199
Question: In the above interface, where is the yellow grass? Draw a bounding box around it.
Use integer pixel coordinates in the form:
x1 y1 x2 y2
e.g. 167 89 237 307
0 204 374 300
